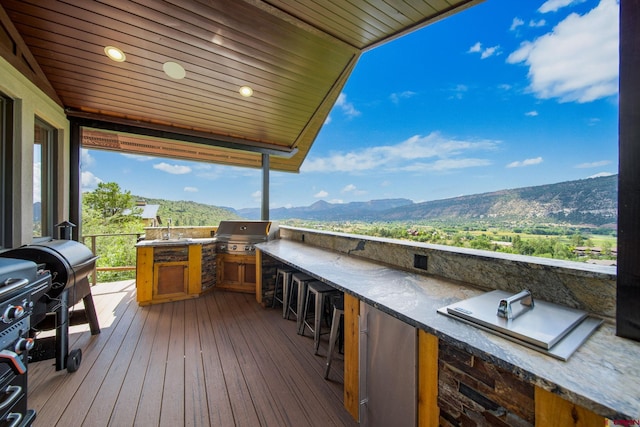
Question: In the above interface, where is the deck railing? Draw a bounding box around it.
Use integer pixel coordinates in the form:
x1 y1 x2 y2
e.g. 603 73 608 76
81 232 142 285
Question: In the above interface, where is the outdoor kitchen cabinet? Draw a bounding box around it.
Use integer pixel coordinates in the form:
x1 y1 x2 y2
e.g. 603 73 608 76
216 253 257 293
135 240 215 305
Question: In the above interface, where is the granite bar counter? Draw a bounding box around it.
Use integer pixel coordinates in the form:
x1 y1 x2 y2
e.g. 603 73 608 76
256 239 640 421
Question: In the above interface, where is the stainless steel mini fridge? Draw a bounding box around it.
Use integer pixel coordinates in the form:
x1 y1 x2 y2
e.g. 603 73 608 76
359 301 417 427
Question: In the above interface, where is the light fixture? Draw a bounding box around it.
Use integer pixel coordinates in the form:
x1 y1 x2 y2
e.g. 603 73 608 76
239 86 253 97
163 61 186 80
104 46 126 62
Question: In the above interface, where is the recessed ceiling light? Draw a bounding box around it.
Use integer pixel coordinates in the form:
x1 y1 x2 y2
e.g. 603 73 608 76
104 46 126 62
239 86 253 97
163 61 186 80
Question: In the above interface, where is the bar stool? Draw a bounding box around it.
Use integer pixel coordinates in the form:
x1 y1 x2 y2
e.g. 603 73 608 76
301 281 341 354
272 267 295 318
288 272 315 332
324 294 344 379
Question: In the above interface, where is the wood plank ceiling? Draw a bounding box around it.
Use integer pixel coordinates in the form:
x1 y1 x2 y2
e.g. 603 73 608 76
0 0 483 172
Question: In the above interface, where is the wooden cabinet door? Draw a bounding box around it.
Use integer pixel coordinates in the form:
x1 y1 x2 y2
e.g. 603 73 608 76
154 262 188 299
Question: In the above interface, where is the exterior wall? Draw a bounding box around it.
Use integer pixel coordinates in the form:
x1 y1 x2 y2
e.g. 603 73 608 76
0 56 69 247
279 226 617 319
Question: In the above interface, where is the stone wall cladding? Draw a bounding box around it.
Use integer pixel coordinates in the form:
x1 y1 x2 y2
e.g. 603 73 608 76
201 243 216 290
279 226 616 319
260 254 279 307
438 341 535 427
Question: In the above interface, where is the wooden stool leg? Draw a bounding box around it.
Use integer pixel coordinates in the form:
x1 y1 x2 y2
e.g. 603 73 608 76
324 307 343 379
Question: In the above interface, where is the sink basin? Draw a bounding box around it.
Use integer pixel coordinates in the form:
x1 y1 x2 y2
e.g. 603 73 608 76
438 290 602 360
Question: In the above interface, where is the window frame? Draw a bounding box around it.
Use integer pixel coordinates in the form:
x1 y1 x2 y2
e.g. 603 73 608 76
33 116 59 240
0 93 13 249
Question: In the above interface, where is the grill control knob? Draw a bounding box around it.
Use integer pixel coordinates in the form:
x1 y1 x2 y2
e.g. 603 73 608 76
231 244 237 251
14 338 34 353
2 305 24 323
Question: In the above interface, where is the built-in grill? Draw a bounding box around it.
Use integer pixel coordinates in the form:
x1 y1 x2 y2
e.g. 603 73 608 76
215 220 274 255
0 258 50 426
0 239 100 372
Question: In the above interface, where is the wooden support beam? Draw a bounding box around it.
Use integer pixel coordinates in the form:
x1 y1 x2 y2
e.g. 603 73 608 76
343 293 360 421
418 330 439 427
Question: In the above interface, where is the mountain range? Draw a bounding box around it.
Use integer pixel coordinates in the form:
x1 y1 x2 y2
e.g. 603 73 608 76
236 174 617 225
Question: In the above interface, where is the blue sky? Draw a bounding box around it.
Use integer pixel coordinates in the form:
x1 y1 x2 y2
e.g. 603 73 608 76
81 0 619 210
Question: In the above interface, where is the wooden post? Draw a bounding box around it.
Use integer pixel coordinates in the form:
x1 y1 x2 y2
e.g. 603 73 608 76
343 293 360 420
418 330 439 427
535 387 604 427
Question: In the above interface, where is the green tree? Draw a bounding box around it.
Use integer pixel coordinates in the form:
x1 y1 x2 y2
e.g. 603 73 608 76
82 182 144 282
84 182 138 221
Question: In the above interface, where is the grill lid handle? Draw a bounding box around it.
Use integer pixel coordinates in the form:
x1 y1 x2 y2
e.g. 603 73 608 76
0 278 29 300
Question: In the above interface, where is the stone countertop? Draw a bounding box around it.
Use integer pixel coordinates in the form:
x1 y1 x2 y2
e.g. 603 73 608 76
135 237 217 247
256 239 639 420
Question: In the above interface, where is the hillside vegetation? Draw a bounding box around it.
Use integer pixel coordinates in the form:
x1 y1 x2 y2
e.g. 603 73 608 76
139 197 242 226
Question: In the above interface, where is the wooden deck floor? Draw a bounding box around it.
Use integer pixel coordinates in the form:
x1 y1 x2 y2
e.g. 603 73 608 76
27 280 357 427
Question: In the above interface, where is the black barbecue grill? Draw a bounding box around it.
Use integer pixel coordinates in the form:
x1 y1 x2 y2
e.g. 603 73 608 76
0 239 100 373
0 257 49 426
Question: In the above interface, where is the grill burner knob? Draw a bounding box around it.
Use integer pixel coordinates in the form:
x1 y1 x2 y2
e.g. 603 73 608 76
1 305 24 323
231 244 237 251
14 337 34 353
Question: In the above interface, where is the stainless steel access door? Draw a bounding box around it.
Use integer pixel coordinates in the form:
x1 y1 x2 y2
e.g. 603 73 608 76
359 301 417 427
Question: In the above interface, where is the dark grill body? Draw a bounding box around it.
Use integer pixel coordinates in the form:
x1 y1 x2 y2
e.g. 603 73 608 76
0 258 51 427
0 239 100 373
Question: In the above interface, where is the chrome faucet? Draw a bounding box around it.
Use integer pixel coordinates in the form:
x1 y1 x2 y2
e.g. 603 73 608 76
166 218 172 240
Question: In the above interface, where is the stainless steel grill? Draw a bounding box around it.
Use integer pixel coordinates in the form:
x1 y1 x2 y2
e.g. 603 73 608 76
215 221 274 255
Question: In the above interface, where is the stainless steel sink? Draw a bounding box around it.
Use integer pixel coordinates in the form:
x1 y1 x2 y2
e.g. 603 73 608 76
438 290 602 360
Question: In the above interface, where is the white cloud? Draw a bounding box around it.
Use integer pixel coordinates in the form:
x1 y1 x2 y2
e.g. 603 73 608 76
451 84 468 99
314 190 329 198
575 160 611 168
506 157 544 168
81 170 102 192
481 45 501 59
402 158 492 172
301 132 500 174
507 0 619 103
390 91 417 104
510 18 525 31
469 42 501 59
539 0 586 13
588 171 615 178
341 184 367 195
184 186 198 192
153 162 192 174
81 149 95 168
525 110 539 116
529 19 547 27
334 93 360 118
468 42 482 53
122 153 154 161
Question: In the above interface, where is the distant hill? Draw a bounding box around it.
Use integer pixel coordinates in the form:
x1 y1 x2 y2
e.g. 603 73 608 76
136 197 242 226
236 175 618 225
236 198 413 220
